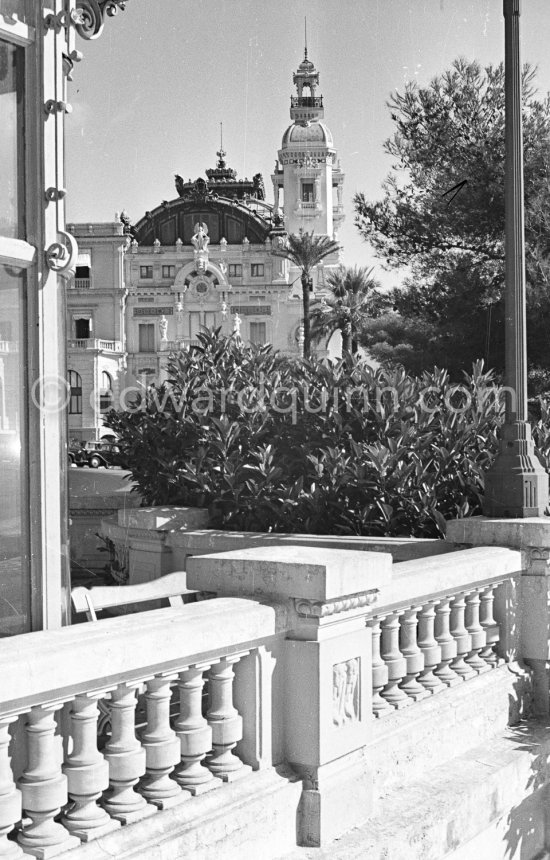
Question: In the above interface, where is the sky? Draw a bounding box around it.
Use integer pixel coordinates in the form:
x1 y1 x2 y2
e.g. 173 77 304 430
65 0 550 283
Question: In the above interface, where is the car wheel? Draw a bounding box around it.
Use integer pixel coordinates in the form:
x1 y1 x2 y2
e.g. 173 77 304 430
89 456 102 469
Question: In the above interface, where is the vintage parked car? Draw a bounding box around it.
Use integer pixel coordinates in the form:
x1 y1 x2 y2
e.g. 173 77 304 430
68 441 86 467
80 440 125 469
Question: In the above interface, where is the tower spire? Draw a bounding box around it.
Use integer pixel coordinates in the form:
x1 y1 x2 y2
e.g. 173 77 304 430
216 122 226 168
304 16 307 59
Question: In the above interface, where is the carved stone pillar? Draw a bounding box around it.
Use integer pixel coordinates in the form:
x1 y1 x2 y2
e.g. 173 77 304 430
416 604 444 693
207 657 250 781
173 665 220 794
479 586 500 666
0 717 22 858
101 685 155 825
434 598 461 686
379 614 411 708
450 594 476 680
465 591 490 673
139 676 185 809
368 620 392 716
398 608 429 701
17 705 80 857
62 694 120 841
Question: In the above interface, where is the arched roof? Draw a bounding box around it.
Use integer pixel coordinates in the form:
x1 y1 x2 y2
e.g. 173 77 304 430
281 120 333 148
132 195 272 247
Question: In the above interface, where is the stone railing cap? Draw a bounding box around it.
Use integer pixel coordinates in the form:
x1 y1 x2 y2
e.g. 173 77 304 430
118 506 211 531
186 545 392 601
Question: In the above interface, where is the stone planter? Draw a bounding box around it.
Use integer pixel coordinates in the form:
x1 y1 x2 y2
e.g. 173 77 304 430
99 506 211 585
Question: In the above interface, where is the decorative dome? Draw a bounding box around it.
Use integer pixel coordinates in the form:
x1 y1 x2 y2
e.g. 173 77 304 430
281 121 333 148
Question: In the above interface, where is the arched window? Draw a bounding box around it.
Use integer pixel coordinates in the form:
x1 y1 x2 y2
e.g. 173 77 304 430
99 371 113 412
68 370 82 415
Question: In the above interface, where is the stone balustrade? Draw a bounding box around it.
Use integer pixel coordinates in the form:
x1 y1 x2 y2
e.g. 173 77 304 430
0 598 286 856
0 543 526 855
362 546 520 717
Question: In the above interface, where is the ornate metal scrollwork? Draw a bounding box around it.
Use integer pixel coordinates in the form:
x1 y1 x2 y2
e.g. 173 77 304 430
45 230 79 279
72 0 129 41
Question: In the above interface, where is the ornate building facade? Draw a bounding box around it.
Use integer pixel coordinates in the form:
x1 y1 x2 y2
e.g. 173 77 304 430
66 49 344 440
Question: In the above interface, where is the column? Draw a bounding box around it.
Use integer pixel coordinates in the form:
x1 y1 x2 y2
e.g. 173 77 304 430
139 676 185 809
416 604 445 693
398 608 428 701
450 594 475 680
101 684 155 825
0 717 22 859
62 694 120 841
206 657 250 782
434 598 461 686
368 620 392 717
17 705 80 858
465 590 490 673
379 614 411 708
173 665 220 794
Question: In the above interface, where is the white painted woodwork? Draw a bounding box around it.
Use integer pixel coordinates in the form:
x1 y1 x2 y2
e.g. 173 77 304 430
398 608 429 701
17 705 79 857
379 614 411 709
0 717 22 858
139 676 184 808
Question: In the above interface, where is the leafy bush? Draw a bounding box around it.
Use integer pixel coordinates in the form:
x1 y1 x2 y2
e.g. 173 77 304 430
106 330 513 538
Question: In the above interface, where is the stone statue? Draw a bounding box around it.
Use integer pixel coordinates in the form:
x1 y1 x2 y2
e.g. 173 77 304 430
159 315 168 341
192 222 209 252
233 312 242 338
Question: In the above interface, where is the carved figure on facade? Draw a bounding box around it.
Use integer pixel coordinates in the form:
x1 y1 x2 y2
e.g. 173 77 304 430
233 313 242 339
159 315 168 341
252 173 266 200
332 658 359 727
192 223 210 252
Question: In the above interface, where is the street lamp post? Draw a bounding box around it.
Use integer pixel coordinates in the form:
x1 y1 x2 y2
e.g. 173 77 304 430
483 0 548 517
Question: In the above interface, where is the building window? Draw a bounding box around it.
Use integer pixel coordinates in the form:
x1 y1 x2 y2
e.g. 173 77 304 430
302 182 314 203
139 323 156 353
251 264 264 278
99 371 113 412
162 265 175 279
228 264 242 277
68 370 82 415
74 318 91 339
140 265 153 279
250 322 267 345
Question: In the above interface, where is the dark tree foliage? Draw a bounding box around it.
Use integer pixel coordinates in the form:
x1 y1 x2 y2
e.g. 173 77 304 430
354 58 550 378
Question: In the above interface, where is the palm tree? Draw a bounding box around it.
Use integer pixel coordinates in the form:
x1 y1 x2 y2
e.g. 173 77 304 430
272 228 340 358
310 265 382 354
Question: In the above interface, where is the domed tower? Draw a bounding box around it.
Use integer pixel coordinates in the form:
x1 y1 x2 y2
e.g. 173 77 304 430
272 47 345 238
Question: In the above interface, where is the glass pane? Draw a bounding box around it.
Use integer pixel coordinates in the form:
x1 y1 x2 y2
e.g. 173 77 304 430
0 264 29 636
0 40 24 238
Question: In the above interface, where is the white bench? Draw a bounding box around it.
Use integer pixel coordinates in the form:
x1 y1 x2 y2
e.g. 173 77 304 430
71 571 199 621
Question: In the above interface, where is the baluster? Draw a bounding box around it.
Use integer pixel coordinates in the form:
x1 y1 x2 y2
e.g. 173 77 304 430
479 586 500 667
0 717 22 858
379 614 411 709
173 665 220 794
62 694 120 841
398 608 429 701
434 598 461 686
101 684 155 824
17 704 80 857
450 594 476 680
139 676 185 809
207 657 251 781
417 603 445 693
368 620 392 716
465 590 490 673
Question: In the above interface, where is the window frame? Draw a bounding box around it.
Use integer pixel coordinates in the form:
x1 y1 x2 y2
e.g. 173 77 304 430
140 265 154 280
251 263 265 278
